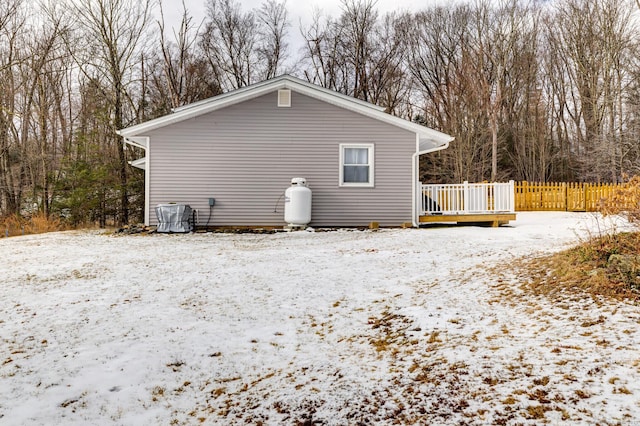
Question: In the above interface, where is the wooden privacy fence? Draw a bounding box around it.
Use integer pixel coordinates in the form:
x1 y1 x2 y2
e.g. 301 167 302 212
515 181 624 212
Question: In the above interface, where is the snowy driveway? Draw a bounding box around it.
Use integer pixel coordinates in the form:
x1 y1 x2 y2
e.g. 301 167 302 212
1 212 639 425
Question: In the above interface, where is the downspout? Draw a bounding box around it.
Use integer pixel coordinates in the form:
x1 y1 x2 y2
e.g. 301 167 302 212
412 138 452 228
142 138 150 226
412 151 419 228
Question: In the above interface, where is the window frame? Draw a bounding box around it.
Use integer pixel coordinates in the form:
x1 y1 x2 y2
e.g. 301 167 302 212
339 143 375 187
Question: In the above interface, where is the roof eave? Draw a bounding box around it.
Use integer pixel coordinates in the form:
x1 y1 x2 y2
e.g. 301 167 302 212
418 135 454 155
118 75 454 147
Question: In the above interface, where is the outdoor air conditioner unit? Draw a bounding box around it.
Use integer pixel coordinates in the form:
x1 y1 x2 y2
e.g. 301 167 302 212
155 204 192 233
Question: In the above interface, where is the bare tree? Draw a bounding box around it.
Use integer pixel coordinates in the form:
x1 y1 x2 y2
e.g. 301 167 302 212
201 0 257 90
545 0 635 182
157 0 197 109
301 8 345 91
408 4 492 183
200 0 289 90
488 0 552 182
0 0 25 216
301 0 410 114
155 0 221 112
20 10 71 218
257 0 289 79
67 0 152 224
0 0 79 219
357 11 411 114
338 0 378 101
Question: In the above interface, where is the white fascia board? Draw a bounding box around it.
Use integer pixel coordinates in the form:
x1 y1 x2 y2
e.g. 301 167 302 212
286 82 453 146
295 90 454 147
119 75 388 137
119 82 288 137
118 74 453 147
172 77 280 113
283 76 387 112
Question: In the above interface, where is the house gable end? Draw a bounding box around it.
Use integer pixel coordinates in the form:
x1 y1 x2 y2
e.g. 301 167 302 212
118 75 453 153
145 90 418 227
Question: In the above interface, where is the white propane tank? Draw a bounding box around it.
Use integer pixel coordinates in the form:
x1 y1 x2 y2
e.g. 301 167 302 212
284 178 312 227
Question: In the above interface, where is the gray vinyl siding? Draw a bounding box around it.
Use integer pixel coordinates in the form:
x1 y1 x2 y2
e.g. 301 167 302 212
146 91 416 227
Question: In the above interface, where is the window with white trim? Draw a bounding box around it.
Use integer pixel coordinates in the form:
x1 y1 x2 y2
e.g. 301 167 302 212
339 144 374 187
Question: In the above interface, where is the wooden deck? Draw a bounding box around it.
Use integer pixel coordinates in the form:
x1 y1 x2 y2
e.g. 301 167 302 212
419 182 516 227
419 213 516 227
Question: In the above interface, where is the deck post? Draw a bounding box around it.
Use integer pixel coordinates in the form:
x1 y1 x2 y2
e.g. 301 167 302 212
463 181 469 214
411 151 419 227
508 180 515 213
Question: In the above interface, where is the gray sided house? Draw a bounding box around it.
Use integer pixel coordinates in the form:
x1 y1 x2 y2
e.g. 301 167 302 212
117 75 454 228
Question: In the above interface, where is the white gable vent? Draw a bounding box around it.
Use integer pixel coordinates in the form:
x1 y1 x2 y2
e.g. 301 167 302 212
278 89 291 107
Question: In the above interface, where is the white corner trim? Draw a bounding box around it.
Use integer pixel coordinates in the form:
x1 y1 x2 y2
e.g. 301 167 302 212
144 140 151 226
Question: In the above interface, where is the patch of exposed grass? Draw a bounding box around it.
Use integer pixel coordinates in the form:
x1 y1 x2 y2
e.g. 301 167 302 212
523 231 640 301
502 396 517 405
533 376 550 386
574 389 592 399
426 330 441 344
1 213 67 237
524 404 550 420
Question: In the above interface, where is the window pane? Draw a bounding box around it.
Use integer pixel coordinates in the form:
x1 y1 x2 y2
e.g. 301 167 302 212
340 144 373 186
344 165 369 183
344 148 368 165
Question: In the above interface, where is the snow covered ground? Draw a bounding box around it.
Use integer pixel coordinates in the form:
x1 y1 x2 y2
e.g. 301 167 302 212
1 212 639 425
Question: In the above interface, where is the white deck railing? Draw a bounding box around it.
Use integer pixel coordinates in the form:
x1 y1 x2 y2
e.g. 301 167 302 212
421 181 515 215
